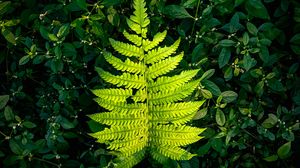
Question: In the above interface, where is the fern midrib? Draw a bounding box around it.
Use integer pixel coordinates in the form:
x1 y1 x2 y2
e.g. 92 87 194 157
150 128 197 134
150 102 200 113
139 17 151 150
107 126 147 135
150 136 199 141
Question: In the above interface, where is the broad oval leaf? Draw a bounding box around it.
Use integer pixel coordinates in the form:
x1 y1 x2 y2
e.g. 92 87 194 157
290 33 300 44
246 22 258 35
262 114 278 129
1 28 16 45
216 109 226 126
0 1 11 15
75 0 87 10
277 141 291 159
193 107 208 120
218 48 231 68
57 24 70 38
23 121 37 129
201 89 212 99
219 39 236 47
9 140 23 155
200 69 215 81
4 106 14 121
0 95 9 109
220 91 238 103
163 5 193 19
263 155 278 162
245 0 270 19
201 80 221 96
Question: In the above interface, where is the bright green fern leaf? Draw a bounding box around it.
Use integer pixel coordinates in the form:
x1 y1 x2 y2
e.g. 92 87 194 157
95 67 146 89
149 101 205 125
148 79 200 105
148 69 200 92
123 30 142 46
103 51 145 74
109 38 143 58
147 52 184 79
145 38 181 64
143 30 167 51
92 89 132 103
89 0 206 167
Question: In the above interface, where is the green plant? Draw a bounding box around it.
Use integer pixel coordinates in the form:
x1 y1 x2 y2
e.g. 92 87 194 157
1 0 299 168
88 0 206 167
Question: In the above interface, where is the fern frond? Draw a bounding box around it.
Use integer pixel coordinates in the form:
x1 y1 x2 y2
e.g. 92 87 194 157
95 67 146 89
152 146 196 160
88 112 146 126
132 89 147 102
92 88 132 103
143 30 167 51
147 52 184 79
109 38 143 58
145 38 181 64
114 149 146 168
123 30 142 46
131 0 150 28
89 125 147 143
148 70 199 93
94 98 146 115
149 80 200 105
90 0 206 166
103 52 145 74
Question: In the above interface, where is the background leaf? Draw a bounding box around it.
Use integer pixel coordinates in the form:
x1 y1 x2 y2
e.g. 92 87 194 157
163 5 193 19
0 1 11 15
1 28 16 45
220 91 238 103
245 0 270 19
76 0 87 10
218 48 231 68
0 95 9 109
216 109 226 126
4 106 14 121
277 142 291 159
9 140 23 155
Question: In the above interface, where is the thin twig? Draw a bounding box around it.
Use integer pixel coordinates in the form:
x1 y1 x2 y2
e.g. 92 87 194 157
191 0 201 35
0 131 8 137
32 157 60 168
242 128 260 142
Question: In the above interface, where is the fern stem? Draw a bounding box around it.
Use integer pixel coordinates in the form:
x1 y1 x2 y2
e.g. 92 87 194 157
140 21 150 149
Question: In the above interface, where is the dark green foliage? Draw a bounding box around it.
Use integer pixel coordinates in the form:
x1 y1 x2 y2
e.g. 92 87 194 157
0 0 299 168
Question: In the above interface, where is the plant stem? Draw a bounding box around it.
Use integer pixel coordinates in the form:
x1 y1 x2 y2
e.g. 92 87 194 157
0 131 8 137
32 157 60 167
191 0 201 36
242 129 260 142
